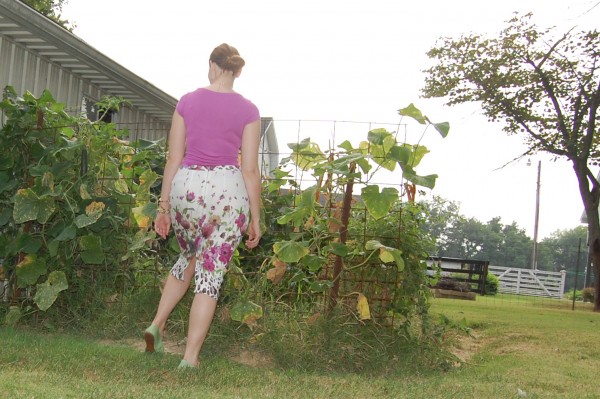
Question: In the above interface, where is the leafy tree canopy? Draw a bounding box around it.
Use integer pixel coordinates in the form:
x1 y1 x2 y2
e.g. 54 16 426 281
19 0 73 31
422 12 600 310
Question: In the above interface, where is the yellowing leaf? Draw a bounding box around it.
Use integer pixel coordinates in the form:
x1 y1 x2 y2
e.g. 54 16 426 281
357 293 371 320
266 257 287 284
80 184 91 200
132 206 151 229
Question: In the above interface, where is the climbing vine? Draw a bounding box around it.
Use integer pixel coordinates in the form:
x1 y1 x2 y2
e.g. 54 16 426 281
0 86 166 323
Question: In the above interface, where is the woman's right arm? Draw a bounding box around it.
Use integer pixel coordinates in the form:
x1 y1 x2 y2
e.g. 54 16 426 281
155 111 186 239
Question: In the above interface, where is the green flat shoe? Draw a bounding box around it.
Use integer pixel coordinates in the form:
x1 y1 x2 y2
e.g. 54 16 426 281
144 324 164 353
178 359 196 369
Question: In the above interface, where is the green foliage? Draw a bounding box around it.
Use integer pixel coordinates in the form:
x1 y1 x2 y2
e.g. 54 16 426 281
236 104 447 330
420 196 532 266
422 12 600 307
0 86 167 318
19 0 73 30
582 287 594 303
564 288 583 301
485 272 499 296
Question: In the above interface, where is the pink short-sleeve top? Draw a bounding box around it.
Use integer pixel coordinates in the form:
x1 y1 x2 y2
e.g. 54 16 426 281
176 88 260 167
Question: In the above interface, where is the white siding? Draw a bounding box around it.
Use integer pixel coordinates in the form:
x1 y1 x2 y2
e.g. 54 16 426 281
0 35 170 140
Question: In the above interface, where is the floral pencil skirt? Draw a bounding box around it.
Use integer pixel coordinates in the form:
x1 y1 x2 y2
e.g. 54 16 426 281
169 165 249 300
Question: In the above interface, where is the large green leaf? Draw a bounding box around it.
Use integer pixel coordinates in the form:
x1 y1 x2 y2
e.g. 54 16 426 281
0 171 17 194
367 128 393 145
361 185 398 220
55 225 77 241
288 138 326 170
230 300 263 327
79 235 104 264
365 240 405 270
122 230 155 260
398 103 427 124
34 271 68 311
326 242 350 257
0 208 11 226
301 255 326 273
13 188 56 224
4 306 22 326
432 121 450 138
276 186 316 227
74 213 101 228
136 169 158 201
273 240 310 263
15 254 47 288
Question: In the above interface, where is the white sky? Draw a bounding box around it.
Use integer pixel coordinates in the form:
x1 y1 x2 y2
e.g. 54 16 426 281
62 0 600 239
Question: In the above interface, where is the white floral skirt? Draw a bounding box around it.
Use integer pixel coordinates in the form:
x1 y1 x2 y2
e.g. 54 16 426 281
169 165 249 300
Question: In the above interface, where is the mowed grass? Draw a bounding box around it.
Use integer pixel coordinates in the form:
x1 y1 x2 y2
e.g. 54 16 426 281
1 296 599 399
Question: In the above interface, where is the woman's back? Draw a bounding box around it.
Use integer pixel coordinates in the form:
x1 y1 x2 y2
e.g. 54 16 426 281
177 88 259 167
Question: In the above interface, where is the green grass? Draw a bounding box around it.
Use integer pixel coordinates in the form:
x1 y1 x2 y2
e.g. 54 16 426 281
1 296 599 399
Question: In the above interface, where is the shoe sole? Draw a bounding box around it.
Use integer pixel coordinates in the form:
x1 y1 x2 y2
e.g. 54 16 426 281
144 331 156 353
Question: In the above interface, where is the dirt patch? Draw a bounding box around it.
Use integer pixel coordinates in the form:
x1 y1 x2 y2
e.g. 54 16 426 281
99 338 274 368
99 337 186 355
229 349 275 368
449 332 484 363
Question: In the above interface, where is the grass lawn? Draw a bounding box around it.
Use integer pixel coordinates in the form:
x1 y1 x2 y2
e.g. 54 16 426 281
1 296 599 399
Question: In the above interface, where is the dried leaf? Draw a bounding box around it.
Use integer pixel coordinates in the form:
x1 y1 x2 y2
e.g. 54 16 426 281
357 293 371 320
266 257 287 284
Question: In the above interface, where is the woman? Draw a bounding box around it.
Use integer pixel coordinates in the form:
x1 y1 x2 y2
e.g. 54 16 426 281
144 43 262 369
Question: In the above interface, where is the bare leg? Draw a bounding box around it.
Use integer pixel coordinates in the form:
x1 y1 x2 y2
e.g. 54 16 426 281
181 293 218 366
150 257 196 333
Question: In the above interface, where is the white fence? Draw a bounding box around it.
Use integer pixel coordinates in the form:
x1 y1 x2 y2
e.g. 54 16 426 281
489 266 566 299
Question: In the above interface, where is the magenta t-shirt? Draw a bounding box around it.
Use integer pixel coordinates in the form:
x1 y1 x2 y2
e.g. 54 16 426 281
176 88 260 166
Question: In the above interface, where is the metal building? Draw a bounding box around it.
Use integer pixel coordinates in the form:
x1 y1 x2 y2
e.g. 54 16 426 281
0 0 279 167
0 0 176 140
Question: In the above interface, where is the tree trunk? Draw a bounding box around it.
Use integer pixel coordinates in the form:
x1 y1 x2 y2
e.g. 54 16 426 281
573 161 600 311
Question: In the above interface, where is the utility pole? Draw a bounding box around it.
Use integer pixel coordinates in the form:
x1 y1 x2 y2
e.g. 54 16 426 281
531 160 541 271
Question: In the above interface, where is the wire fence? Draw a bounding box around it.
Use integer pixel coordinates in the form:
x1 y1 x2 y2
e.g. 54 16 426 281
1 117 596 321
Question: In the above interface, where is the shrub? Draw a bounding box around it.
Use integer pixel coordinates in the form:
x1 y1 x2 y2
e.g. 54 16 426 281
485 272 499 296
582 287 595 303
564 289 583 301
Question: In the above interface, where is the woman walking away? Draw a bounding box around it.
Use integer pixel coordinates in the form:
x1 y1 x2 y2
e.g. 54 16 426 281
144 43 262 369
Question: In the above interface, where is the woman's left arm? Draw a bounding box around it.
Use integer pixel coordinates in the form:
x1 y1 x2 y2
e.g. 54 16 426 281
240 119 262 248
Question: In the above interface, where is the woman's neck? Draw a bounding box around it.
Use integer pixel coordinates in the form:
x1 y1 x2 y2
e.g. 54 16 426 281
209 75 235 93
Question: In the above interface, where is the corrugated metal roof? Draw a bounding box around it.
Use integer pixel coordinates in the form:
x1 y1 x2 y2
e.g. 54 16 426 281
0 0 177 123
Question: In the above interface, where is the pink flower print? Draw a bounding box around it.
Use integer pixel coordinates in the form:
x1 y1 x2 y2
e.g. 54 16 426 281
209 215 221 226
197 215 207 229
219 243 233 263
202 223 215 238
194 235 203 251
223 205 231 213
180 219 191 230
186 191 195 202
175 211 183 223
202 250 215 272
176 234 188 251
197 196 205 207
235 213 246 230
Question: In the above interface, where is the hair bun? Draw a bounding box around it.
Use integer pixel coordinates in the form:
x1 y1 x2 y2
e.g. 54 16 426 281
223 54 246 73
210 43 246 74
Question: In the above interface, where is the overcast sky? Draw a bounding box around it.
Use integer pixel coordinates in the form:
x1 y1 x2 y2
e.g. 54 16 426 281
62 0 599 239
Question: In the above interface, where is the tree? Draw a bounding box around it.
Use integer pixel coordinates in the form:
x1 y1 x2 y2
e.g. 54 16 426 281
539 226 589 290
422 13 600 311
421 197 532 266
19 0 73 31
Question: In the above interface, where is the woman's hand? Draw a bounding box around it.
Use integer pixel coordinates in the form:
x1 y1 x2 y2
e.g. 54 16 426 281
154 212 171 240
245 218 261 249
